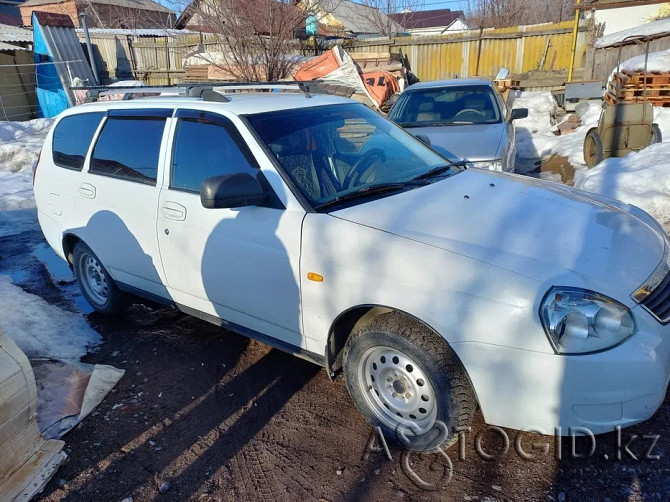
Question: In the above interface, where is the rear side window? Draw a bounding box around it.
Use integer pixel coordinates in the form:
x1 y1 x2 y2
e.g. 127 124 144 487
52 112 104 170
91 117 166 185
171 111 258 193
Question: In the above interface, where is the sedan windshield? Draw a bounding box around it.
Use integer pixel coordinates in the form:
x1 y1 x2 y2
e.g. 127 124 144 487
388 85 502 127
246 103 460 209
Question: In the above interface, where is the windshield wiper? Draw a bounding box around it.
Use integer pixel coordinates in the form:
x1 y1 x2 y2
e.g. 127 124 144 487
315 181 425 210
412 164 455 180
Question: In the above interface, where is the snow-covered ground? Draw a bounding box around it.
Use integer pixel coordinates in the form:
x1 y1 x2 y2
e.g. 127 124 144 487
0 118 100 360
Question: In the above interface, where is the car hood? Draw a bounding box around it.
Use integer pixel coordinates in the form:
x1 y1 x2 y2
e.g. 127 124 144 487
409 123 506 162
333 169 666 300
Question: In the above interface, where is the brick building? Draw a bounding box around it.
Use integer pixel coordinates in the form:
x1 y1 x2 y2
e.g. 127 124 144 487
20 0 175 29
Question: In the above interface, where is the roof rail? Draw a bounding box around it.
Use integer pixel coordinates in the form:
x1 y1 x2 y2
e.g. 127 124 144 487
72 80 329 103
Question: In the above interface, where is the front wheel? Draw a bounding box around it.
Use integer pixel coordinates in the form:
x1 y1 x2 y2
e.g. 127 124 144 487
343 312 476 451
72 241 130 314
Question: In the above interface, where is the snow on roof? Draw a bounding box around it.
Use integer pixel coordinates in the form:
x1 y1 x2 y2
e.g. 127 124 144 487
595 17 670 48
75 28 193 36
0 23 32 44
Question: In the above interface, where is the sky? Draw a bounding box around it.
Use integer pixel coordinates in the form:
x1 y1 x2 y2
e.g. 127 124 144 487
153 0 471 16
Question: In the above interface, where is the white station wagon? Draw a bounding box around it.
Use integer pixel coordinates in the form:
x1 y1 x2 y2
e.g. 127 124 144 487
34 85 670 449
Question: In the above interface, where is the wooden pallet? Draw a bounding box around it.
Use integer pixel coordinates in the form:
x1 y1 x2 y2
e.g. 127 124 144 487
605 91 670 107
614 69 670 86
607 82 670 99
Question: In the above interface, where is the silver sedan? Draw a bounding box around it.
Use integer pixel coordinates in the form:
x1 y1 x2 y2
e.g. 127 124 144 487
388 78 528 172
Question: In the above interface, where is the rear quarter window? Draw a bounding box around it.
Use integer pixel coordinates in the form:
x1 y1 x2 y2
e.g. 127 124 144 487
52 112 104 170
90 116 167 185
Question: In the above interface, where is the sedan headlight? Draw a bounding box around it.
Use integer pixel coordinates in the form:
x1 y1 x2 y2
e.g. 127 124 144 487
468 159 503 171
540 287 636 354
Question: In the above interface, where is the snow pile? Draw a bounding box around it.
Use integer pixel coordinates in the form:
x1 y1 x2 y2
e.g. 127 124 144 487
0 119 53 237
574 142 670 232
513 92 602 168
0 275 101 360
0 119 52 174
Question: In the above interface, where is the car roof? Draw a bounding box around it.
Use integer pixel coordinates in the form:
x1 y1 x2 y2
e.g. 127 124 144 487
404 78 494 92
62 92 355 117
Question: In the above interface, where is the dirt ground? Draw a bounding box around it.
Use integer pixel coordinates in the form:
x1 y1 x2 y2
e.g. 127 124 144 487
2 228 669 502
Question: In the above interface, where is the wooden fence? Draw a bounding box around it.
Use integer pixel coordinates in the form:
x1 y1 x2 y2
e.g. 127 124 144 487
344 20 591 81
77 32 217 85
78 20 592 86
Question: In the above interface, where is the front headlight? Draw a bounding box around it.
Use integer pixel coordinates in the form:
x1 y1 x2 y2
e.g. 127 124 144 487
468 159 503 171
540 287 636 354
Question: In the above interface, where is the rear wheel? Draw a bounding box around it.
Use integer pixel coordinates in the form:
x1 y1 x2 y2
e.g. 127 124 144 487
584 128 604 168
651 123 662 144
72 241 130 314
343 312 476 451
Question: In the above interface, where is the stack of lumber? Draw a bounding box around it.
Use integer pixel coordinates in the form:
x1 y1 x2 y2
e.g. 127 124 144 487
605 70 670 107
493 78 521 100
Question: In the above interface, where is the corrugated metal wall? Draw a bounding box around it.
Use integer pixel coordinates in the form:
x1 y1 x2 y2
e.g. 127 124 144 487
345 21 590 81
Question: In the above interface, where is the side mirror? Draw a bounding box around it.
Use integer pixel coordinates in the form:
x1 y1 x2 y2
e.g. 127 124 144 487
510 108 528 121
200 172 266 209
414 133 431 146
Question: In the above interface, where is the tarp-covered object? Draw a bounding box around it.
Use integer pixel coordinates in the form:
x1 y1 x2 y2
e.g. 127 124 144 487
294 46 380 107
0 327 66 502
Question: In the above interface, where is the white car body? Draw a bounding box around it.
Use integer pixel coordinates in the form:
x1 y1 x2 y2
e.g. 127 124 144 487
34 93 670 435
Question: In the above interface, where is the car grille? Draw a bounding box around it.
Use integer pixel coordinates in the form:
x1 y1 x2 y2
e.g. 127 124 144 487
641 271 670 323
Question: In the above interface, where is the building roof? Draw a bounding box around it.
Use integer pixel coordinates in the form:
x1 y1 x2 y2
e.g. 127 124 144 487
595 17 670 47
75 27 192 36
0 12 21 26
307 0 403 35
0 22 32 43
389 9 464 30
0 41 30 50
22 0 173 13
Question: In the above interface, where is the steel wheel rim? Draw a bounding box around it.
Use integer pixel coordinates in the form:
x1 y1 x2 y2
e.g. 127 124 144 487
357 345 438 436
79 252 108 306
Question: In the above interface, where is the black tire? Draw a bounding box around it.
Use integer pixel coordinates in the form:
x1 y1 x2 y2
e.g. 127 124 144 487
651 123 662 144
72 241 131 314
343 312 476 451
583 128 604 168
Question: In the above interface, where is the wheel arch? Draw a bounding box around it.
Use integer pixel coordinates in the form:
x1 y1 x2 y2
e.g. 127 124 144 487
325 304 467 380
62 232 83 266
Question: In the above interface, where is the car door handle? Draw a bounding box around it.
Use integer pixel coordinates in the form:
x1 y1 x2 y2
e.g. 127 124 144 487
79 183 96 199
162 201 186 221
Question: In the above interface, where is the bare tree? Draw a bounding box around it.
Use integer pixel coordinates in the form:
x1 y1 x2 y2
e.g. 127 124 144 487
466 0 574 29
348 0 419 37
183 0 309 81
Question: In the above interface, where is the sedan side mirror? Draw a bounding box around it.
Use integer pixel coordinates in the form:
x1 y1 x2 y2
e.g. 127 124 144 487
510 108 529 121
200 172 266 209
414 134 431 146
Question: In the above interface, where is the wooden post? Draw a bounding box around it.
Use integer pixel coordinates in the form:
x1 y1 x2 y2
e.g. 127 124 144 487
568 0 581 82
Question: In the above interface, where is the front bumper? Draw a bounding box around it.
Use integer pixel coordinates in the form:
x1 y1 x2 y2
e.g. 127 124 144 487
453 304 670 434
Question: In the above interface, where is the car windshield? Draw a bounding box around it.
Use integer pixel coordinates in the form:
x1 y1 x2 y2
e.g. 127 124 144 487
388 85 502 127
245 103 461 209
